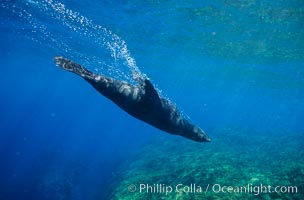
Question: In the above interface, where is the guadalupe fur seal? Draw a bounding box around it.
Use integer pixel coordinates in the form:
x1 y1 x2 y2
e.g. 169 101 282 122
54 56 211 142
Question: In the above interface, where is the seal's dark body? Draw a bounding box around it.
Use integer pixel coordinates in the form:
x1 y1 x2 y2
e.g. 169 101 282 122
54 57 210 142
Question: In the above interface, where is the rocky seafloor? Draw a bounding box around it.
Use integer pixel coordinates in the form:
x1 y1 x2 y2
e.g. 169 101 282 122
111 128 303 200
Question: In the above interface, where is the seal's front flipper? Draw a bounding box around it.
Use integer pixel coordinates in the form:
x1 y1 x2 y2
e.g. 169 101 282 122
144 79 161 106
54 56 95 79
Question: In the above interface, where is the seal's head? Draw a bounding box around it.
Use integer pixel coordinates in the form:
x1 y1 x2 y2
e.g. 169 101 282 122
178 120 211 142
191 126 211 142
180 123 211 142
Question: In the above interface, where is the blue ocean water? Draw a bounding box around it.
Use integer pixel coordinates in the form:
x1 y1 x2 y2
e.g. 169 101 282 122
0 0 303 199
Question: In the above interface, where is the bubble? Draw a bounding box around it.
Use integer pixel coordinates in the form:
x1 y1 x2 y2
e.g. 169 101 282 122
2 0 147 84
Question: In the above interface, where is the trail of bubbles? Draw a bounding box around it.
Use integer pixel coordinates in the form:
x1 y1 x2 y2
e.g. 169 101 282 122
1 2 64 51
37 0 147 83
1 0 147 83
1 1 92 65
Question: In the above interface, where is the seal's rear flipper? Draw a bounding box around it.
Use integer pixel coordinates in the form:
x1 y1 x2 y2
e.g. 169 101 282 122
54 56 95 79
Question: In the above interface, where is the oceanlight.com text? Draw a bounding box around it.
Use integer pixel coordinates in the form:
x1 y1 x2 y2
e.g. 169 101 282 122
211 183 298 195
127 183 298 196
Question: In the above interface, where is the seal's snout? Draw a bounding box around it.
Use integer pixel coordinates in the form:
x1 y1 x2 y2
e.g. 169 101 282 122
200 132 211 142
204 136 211 142
192 127 211 143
